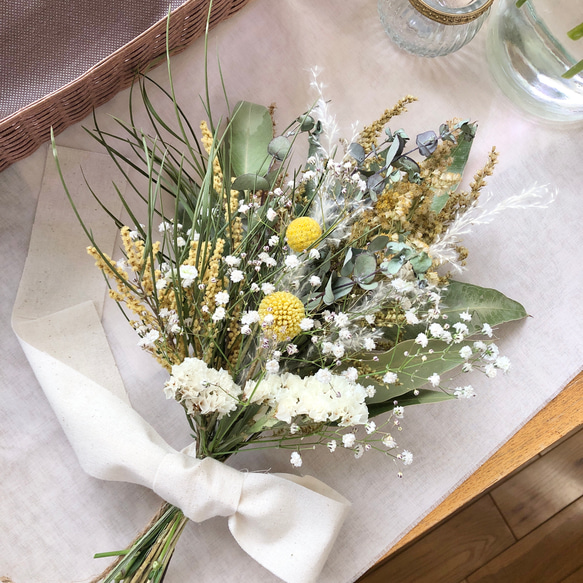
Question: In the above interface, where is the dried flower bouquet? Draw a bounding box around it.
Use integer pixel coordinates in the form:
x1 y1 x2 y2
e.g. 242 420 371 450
50 26 553 583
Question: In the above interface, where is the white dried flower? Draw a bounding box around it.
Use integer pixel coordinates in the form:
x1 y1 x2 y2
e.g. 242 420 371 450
164 357 241 417
290 452 303 467
215 291 230 305
225 255 241 267
179 265 198 287
383 371 398 384
342 434 356 448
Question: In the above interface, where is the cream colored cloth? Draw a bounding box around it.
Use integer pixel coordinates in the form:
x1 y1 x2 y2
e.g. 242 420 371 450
11 147 350 583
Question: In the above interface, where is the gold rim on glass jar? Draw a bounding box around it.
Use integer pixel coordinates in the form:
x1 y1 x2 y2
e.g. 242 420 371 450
408 0 494 25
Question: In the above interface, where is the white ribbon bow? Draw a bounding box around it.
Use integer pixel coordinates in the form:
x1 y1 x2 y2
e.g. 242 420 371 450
12 147 350 583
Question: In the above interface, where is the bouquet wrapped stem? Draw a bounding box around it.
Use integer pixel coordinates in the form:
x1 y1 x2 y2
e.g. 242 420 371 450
93 504 185 583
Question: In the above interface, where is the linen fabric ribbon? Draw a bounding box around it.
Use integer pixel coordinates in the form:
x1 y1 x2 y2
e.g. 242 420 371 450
11 147 351 583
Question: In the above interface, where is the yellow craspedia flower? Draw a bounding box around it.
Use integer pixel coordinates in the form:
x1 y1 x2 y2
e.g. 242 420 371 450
258 291 305 341
286 217 322 253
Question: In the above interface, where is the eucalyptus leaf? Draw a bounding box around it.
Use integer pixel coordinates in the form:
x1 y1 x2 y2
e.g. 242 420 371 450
368 235 390 253
231 173 270 192
268 136 291 161
389 169 401 183
341 248 355 277
439 123 456 144
380 257 403 275
298 114 315 132
358 281 379 290
459 121 477 141
306 297 322 310
348 143 366 164
383 134 402 168
416 130 438 157
409 252 432 274
324 277 335 305
353 253 377 284
332 276 354 300
386 241 407 254
393 156 421 183
367 172 385 194
230 101 273 177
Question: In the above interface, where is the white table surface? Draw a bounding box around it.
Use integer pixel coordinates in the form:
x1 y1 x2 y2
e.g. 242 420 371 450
2 1 583 582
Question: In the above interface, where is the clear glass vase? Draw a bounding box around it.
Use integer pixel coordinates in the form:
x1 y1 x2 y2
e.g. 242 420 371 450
378 0 493 58
487 0 583 123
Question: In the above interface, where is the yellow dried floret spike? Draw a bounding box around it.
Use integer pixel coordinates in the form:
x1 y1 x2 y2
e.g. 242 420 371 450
258 291 305 342
358 96 417 154
286 217 322 253
201 120 224 195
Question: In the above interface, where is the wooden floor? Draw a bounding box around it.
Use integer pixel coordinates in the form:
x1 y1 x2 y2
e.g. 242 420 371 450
358 425 583 583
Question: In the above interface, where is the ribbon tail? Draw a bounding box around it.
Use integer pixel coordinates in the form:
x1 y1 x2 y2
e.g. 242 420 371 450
229 472 351 583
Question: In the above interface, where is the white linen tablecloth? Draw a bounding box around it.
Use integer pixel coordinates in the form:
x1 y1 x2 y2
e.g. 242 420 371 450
2 1 582 582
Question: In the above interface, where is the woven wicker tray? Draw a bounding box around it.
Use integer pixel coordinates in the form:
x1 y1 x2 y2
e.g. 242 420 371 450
0 0 249 172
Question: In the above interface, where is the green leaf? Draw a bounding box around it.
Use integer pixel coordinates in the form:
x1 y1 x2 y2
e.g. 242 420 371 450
230 101 273 177
368 235 390 253
367 172 385 195
358 281 379 290
380 257 404 275
396 281 527 342
368 389 455 417
348 143 366 164
298 114 316 132
231 173 270 192
563 59 583 79
362 338 468 401
353 253 377 284
393 156 421 183
409 252 432 274
386 241 408 255
332 276 354 300
324 276 335 305
442 280 527 331
267 136 291 161
416 130 438 157
384 133 403 167
567 22 583 41
341 248 355 277
430 124 476 214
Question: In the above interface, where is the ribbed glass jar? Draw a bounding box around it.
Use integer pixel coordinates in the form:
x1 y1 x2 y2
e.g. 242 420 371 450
487 0 583 123
378 0 493 58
